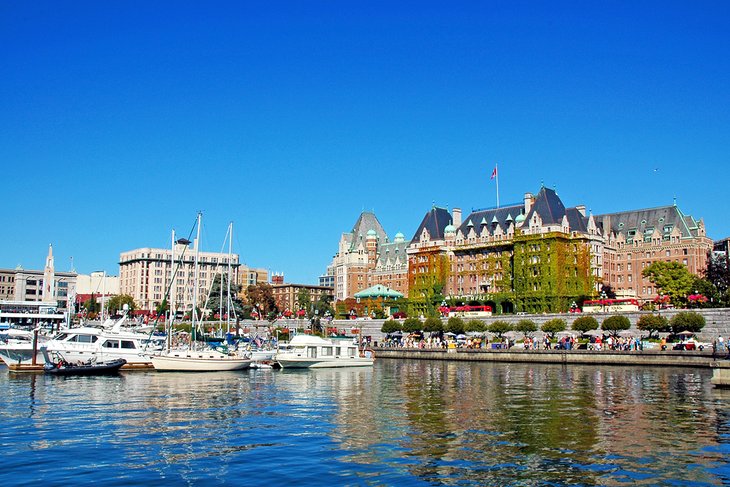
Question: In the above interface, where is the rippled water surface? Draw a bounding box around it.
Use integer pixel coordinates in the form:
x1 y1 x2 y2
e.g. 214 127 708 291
2 360 730 486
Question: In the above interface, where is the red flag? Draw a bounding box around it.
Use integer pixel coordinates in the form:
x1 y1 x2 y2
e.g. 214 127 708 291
490 166 497 180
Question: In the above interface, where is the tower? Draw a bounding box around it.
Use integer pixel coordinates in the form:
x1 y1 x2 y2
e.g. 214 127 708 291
42 244 56 303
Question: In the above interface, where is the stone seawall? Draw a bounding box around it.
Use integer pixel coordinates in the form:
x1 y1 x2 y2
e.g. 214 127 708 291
330 308 730 343
372 347 722 368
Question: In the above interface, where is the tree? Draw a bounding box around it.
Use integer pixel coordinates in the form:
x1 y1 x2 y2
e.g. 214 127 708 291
381 319 401 334
669 311 706 335
514 319 538 337
446 317 465 335
541 318 567 338
424 317 444 333
642 261 696 306
402 317 423 333
245 283 278 320
156 298 169 316
85 293 99 315
488 320 512 338
313 294 335 319
207 274 244 317
636 314 669 339
705 251 730 305
296 288 312 315
572 316 599 335
601 315 631 337
465 319 486 333
601 284 617 299
106 294 137 316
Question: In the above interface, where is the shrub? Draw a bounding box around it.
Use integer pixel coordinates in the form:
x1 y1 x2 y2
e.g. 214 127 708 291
402 317 423 333
424 317 444 333
465 319 486 333
381 319 401 334
541 318 567 338
488 320 512 338
602 315 631 336
446 317 465 335
636 314 669 339
669 311 706 334
572 316 599 335
514 319 538 337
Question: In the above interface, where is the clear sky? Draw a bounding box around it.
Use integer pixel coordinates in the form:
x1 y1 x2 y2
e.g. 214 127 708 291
1 1 728 283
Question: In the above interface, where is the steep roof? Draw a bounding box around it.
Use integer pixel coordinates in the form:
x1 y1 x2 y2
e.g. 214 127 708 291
376 240 410 267
458 204 522 237
411 207 452 243
595 205 701 240
524 187 566 225
345 211 387 251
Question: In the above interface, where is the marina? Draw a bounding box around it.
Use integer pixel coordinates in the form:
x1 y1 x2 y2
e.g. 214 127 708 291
2 359 730 485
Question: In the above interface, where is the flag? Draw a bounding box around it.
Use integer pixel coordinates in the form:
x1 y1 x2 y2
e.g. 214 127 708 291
490 166 497 180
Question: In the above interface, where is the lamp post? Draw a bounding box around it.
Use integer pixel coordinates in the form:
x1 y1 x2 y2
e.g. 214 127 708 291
600 290 608 313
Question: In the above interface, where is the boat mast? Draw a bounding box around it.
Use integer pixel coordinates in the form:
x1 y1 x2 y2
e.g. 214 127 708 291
227 222 232 335
168 229 175 353
191 212 202 347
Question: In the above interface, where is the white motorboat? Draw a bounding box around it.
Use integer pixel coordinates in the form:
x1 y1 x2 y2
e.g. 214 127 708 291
0 315 163 368
150 349 251 371
275 334 374 369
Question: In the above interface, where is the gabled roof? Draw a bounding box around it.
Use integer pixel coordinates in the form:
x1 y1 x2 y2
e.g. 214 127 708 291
595 205 701 239
458 204 522 237
524 187 566 225
376 240 411 267
411 207 452 243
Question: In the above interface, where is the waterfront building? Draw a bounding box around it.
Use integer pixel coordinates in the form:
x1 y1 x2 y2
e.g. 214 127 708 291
329 211 410 301
595 203 713 302
0 245 77 311
119 243 241 314
269 274 334 315
407 187 601 314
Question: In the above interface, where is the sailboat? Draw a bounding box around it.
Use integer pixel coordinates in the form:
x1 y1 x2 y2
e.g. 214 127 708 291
150 213 251 372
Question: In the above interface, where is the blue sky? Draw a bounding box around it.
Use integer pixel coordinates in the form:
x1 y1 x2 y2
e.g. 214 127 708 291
1 1 728 283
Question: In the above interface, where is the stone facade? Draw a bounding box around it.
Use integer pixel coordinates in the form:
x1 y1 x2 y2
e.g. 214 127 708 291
271 281 334 315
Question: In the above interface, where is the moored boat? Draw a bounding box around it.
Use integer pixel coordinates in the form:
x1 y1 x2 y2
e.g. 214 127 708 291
275 334 374 369
41 347 127 375
150 349 251 371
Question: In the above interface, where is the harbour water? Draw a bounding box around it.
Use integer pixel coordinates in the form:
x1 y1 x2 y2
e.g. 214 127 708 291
1 359 730 486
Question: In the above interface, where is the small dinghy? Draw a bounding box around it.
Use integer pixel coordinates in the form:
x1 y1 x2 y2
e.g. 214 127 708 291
41 347 127 376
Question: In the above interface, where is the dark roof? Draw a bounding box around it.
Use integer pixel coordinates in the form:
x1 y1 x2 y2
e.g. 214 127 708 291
565 207 589 233
524 187 566 225
459 204 523 237
411 207 452 243
376 240 410 267
595 205 700 239
345 212 387 251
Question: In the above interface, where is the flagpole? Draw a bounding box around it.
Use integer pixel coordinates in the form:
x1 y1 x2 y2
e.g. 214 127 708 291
495 163 500 209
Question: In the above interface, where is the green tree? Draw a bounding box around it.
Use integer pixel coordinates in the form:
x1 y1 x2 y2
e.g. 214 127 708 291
85 293 99 315
106 294 137 316
705 251 730 306
402 317 423 333
156 298 169 316
424 317 444 333
642 261 696 306
488 320 512 338
514 319 538 337
446 317 465 335
381 319 401 334
572 315 599 335
465 319 486 333
541 318 567 338
601 315 631 337
636 314 669 339
207 274 244 317
313 294 335 319
669 311 706 334
296 288 313 315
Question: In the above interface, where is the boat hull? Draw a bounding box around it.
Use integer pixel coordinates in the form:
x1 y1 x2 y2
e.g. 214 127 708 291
44 359 127 376
151 352 251 372
276 357 374 369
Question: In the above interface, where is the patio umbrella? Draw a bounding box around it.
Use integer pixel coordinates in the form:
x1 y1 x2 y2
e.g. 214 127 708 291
677 330 695 336
444 332 456 337
456 334 467 339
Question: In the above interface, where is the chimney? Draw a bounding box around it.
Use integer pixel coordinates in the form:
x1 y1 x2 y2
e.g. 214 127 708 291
453 208 462 227
524 193 534 214
576 205 586 217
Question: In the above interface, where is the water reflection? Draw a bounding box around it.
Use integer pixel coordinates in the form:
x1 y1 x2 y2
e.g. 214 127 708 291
1 362 729 485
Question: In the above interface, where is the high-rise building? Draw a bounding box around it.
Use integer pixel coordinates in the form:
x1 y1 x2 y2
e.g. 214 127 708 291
119 242 240 314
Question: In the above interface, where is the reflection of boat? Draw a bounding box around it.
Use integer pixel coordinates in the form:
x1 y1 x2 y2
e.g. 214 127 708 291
275 334 374 369
41 347 126 376
0 314 163 369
